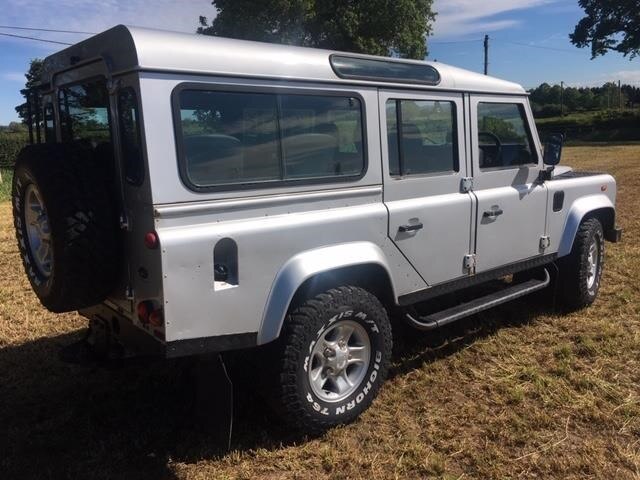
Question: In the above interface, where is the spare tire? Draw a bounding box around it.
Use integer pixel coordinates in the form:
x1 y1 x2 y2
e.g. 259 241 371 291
12 143 120 313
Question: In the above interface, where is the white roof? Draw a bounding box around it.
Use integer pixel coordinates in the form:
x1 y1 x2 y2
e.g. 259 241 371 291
42 25 525 95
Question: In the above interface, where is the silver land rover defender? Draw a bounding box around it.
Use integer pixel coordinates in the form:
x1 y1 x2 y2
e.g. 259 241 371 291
13 26 622 434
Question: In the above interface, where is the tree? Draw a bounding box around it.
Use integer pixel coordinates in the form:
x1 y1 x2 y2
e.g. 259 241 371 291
570 0 640 59
197 0 436 59
15 58 44 124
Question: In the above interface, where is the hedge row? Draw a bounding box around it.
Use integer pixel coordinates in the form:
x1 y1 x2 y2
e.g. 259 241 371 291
0 132 28 168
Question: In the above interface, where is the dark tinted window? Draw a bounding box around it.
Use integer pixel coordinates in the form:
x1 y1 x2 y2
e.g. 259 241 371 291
477 103 536 168
177 89 365 188
117 88 144 185
58 79 111 146
331 55 440 85
387 99 458 176
43 103 55 143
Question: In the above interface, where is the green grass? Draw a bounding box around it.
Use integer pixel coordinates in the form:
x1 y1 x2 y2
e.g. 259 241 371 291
0 146 638 479
0 168 12 203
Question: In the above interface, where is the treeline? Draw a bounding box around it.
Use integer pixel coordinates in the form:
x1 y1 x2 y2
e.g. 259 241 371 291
528 82 640 118
0 123 28 168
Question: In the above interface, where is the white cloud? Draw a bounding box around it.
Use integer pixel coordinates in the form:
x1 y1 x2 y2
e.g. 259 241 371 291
1 0 214 51
608 70 640 84
1 72 26 82
433 0 558 38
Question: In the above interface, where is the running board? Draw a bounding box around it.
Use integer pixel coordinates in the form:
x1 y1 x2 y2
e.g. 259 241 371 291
405 269 550 331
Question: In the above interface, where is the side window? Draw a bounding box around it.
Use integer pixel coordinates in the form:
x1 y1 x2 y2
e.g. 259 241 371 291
477 103 536 169
117 88 144 186
43 103 55 143
179 90 280 186
58 79 111 146
279 94 363 178
176 89 365 188
386 99 458 176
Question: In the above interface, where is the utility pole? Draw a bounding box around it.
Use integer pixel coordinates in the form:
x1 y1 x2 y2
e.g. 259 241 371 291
483 35 489 75
618 79 622 110
560 81 564 116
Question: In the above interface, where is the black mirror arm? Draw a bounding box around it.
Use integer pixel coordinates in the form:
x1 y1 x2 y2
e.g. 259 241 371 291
537 165 555 182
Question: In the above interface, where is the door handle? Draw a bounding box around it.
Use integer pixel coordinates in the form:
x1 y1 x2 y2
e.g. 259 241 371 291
483 208 504 218
399 223 423 232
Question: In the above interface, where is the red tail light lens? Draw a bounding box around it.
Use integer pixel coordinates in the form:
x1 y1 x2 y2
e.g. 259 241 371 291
137 300 153 324
144 231 159 249
149 309 164 327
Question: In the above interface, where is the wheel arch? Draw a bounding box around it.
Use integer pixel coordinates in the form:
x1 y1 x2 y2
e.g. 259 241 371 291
257 242 396 345
558 194 615 257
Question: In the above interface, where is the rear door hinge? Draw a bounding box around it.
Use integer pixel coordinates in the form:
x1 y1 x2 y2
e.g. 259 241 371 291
539 235 551 250
461 177 473 193
463 254 476 274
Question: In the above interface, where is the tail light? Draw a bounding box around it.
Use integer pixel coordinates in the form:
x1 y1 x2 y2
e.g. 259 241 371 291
137 300 154 324
149 308 164 327
144 231 159 249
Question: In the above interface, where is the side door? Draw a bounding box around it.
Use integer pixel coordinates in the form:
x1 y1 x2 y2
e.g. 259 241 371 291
380 90 473 286
469 95 547 272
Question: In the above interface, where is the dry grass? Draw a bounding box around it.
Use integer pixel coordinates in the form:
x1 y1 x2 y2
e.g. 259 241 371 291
1 145 639 480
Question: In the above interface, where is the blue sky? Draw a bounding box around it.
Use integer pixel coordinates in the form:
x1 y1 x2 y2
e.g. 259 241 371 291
1 0 638 124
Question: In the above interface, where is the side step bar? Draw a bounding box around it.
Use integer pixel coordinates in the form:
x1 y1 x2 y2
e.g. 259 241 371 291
405 269 550 331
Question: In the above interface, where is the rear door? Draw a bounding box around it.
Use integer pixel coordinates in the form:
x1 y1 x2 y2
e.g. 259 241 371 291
469 95 547 272
380 90 473 285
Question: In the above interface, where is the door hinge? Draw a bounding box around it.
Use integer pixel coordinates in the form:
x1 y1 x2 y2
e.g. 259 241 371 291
463 254 476 274
539 235 551 250
461 177 473 193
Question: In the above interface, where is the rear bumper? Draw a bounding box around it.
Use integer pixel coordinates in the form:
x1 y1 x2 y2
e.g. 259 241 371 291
79 302 257 358
605 226 623 243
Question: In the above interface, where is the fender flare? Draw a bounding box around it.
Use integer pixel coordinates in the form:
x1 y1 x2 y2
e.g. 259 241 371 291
557 194 614 257
257 242 396 345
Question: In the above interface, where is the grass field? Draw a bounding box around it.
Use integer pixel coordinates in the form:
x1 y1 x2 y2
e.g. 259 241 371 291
0 145 638 479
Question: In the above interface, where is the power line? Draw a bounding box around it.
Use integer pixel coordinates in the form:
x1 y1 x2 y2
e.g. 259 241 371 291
0 25 96 35
430 39 482 45
492 39 583 54
0 31 72 45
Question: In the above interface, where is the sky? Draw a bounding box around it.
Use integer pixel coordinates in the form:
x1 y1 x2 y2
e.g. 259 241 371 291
0 0 638 124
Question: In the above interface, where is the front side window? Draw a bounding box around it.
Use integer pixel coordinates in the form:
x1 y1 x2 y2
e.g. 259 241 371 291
386 99 458 176
176 89 365 188
58 78 111 146
477 102 536 169
117 88 144 185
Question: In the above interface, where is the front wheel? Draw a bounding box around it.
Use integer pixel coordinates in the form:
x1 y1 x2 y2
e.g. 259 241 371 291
557 217 604 311
270 286 392 434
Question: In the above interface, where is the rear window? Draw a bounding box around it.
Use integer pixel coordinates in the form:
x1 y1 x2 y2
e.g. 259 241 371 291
58 78 111 146
117 88 144 185
175 88 365 189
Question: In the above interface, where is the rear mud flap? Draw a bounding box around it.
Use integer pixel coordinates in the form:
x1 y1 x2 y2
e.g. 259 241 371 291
194 353 234 450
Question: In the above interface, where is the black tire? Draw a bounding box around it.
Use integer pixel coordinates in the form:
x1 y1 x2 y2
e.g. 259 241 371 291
12 143 120 313
270 286 392 434
557 217 604 311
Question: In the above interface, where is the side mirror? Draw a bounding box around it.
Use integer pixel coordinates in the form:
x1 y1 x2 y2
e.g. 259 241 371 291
543 133 564 166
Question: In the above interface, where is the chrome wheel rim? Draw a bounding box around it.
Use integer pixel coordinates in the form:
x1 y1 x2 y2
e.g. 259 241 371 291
308 319 371 403
23 183 53 278
587 237 599 289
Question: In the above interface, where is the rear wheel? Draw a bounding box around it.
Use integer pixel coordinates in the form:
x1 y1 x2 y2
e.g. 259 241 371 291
12 143 120 313
557 217 604 311
270 286 392 434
